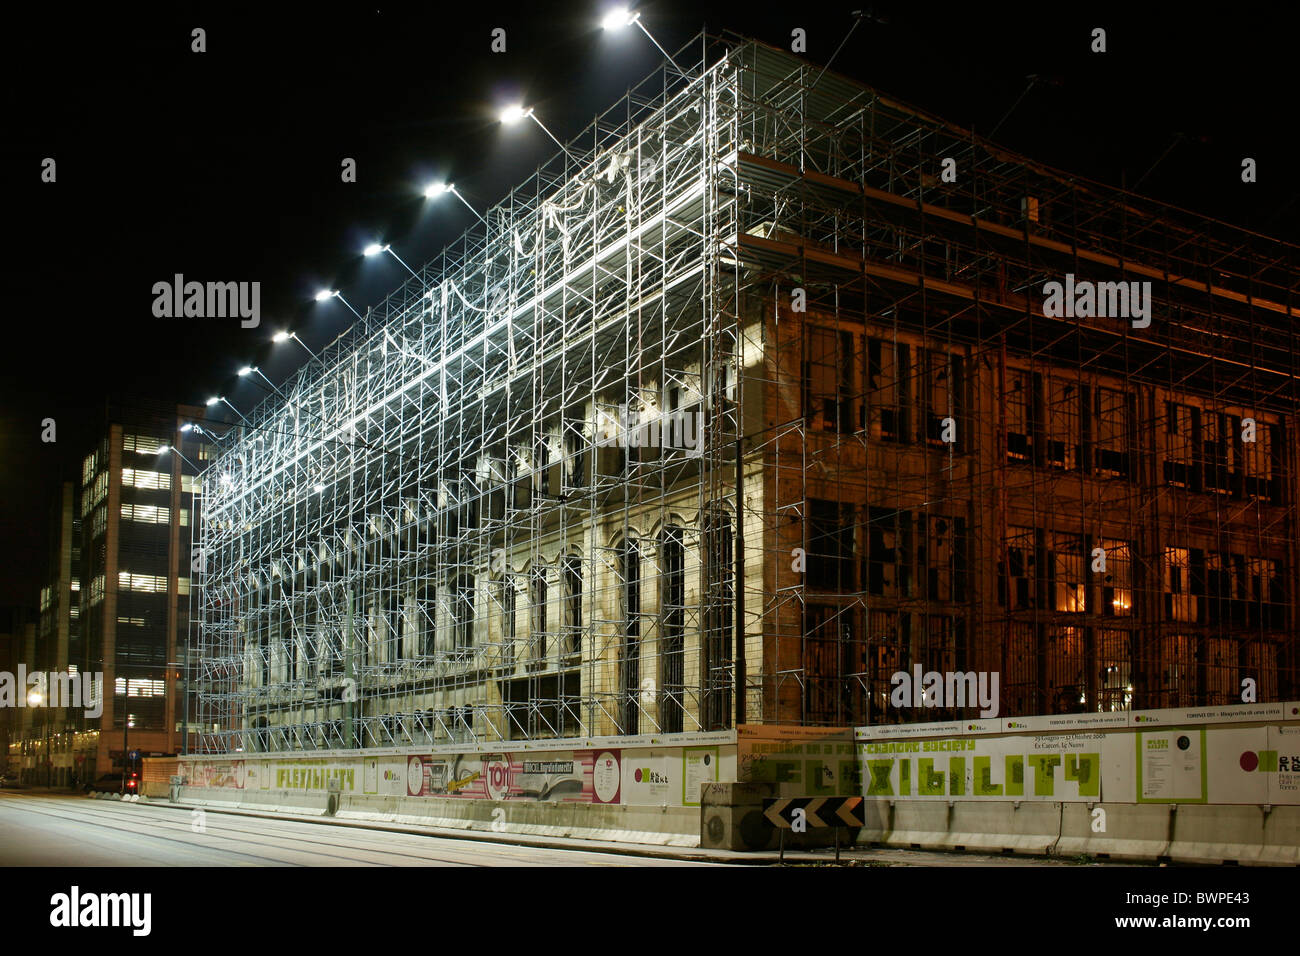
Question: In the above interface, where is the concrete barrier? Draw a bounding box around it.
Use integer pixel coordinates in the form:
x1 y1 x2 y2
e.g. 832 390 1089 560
948 801 1060 856
1260 807 1300 865
339 793 700 846
177 786 698 845
860 799 948 851
1057 803 1171 861
859 799 1057 856
1166 804 1269 866
857 798 1300 865
699 782 855 850
699 782 776 850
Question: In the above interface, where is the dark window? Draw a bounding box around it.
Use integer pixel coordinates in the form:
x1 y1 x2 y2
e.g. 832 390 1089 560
620 537 641 735
417 580 436 656
804 327 854 432
866 507 911 597
531 568 548 661
660 526 685 733
562 554 582 657
453 574 474 651
564 407 586 488
500 577 516 666
808 499 855 591
803 604 863 725
702 511 733 730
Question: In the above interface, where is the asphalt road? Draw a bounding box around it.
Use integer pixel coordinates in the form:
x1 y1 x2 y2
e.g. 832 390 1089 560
0 792 723 867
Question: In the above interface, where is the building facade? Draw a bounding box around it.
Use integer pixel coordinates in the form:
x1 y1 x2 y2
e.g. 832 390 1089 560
190 37 1300 758
14 400 205 782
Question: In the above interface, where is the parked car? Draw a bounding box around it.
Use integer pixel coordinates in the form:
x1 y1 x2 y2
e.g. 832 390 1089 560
86 773 138 795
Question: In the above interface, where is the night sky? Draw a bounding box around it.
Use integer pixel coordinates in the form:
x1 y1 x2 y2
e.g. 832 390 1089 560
3 1 1298 605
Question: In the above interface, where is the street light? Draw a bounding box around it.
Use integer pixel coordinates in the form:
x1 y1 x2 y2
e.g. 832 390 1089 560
182 422 230 445
156 444 198 469
122 711 136 796
423 182 487 224
206 396 252 426
600 6 687 76
362 242 422 280
239 364 293 403
27 690 50 787
498 103 579 163
272 330 319 359
313 289 364 321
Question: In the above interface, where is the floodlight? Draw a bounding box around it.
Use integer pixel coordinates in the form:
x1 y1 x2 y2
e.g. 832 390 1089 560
499 104 531 124
602 7 635 30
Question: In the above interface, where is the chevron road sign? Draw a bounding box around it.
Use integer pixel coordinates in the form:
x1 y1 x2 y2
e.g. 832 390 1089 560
763 796 864 829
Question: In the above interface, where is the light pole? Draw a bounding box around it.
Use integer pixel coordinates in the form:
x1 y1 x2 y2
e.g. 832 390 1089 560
206 395 251 427
182 422 230 445
27 689 49 786
272 329 319 360
363 242 422 280
499 104 579 164
121 711 134 795
600 6 687 76
156 444 197 469
238 365 291 403
314 289 364 321
423 182 487 225
166 660 188 757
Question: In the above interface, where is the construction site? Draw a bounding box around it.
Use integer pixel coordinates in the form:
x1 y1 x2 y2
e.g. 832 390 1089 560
188 31 1300 764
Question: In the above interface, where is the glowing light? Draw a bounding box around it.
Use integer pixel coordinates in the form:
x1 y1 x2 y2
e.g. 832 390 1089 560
423 182 450 198
315 290 336 302
602 7 636 30
499 104 531 125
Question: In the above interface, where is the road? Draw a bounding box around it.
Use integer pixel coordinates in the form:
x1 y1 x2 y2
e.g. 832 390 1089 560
0 792 723 867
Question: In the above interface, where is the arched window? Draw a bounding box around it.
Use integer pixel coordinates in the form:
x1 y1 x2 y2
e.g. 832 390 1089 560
660 525 685 733
619 536 641 735
531 566 548 661
452 574 475 652
562 553 582 658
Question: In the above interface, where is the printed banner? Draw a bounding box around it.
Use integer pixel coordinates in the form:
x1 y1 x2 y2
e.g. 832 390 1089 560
858 723 1300 805
185 760 246 790
738 726 860 797
861 734 1103 801
403 749 619 803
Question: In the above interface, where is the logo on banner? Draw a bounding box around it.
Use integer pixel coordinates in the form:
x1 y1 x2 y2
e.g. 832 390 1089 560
1240 750 1299 772
484 754 510 800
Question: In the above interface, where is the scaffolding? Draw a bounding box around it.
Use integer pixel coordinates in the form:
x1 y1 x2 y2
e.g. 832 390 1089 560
190 34 1300 755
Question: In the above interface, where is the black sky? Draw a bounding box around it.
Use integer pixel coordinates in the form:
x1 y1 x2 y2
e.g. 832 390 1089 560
3 1 1299 605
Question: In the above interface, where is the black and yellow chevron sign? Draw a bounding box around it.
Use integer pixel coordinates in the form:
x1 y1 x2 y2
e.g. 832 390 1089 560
762 796 864 829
